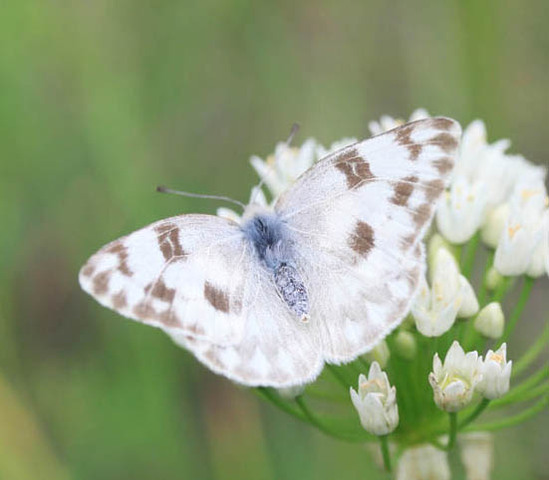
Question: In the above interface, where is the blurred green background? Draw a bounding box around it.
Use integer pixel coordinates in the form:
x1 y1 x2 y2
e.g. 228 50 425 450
1 0 547 479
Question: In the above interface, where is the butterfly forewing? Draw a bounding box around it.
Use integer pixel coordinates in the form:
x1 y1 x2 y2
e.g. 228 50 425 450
79 215 255 346
275 117 461 362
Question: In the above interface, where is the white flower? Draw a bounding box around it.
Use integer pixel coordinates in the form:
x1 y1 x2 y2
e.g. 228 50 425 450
364 340 390 368
459 432 494 480
429 341 482 412
474 302 505 339
216 187 269 224
350 362 399 435
396 444 450 480
477 344 512 400
436 175 488 244
494 180 548 276
481 203 510 248
412 248 478 336
368 108 429 136
250 138 319 198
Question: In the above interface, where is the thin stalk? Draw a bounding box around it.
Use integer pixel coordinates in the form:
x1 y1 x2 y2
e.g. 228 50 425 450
491 276 513 302
459 398 490 430
464 396 548 432
512 322 549 377
491 382 548 409
379 435 393 474
294 395 372 443
255 388 307 422
477 250 495 306
461 232 480 277
326 364 352 391
500 277 535 344
494 366 548 405
446 412 458 451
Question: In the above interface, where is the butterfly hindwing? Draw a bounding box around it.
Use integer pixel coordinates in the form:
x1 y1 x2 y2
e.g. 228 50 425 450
275 117 461 362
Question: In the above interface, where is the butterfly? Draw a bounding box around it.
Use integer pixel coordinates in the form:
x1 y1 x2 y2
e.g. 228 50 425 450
79 117 461 387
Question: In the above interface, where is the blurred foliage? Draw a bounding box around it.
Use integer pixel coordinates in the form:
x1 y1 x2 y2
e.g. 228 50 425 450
0 0 547 479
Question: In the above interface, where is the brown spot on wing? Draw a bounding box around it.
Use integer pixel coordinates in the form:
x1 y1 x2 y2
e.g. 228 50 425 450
158 310 180 328
349 221 375 258
400 233 417 251
112 291 127 309
146 278 176 303
155 223 187 261
429 133 458 153
433 157 454 174
92 271 111 295
391 175 418 206
411 203 431 227
81 263 95 278
395 124 422 161
431 118 456 131
133 301 157 319
204 282 230 313
334 148 374 188
423 178 445 202
106 242 132 276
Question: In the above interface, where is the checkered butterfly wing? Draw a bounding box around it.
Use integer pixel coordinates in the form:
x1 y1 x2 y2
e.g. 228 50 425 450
275 117 461 362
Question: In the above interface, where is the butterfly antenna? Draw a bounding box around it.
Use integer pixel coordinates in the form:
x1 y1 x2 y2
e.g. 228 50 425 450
156 186 246 210
286 122 300 146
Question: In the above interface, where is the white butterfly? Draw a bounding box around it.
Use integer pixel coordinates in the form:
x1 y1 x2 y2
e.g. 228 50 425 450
79 118 461 387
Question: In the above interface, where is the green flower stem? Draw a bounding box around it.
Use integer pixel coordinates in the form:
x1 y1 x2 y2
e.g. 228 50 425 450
491 276 514 302
500 276 535 344
477 250 495 305
255 388 307 422
461 232 480 277
294 395 372 443
464 396 549 432
491 382 548 408
326 364 352 391
512 322 549 378
379 435 393 474
459 398 490 430
446 412 458 450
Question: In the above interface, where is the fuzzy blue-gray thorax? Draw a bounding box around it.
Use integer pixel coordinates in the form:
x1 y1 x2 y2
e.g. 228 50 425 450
241 213 309 321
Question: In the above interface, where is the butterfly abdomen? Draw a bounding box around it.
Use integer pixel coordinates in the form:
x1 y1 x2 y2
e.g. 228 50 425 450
273 263 310 321
242 213 310 320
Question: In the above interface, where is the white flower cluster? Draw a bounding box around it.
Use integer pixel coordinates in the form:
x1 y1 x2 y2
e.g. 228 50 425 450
368 111 549 278
437 120 548 277
428 341 512 412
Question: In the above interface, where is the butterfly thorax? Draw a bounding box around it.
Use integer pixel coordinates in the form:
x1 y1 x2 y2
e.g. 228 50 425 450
242 213 310 322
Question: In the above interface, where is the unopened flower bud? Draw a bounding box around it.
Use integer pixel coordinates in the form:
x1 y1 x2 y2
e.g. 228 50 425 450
484 267 505 291
393 330 417 360
481 203 510 248
364 340 390 368
277 384 306 400
350 362 399 435
474 302 505 339
477 344 512 400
